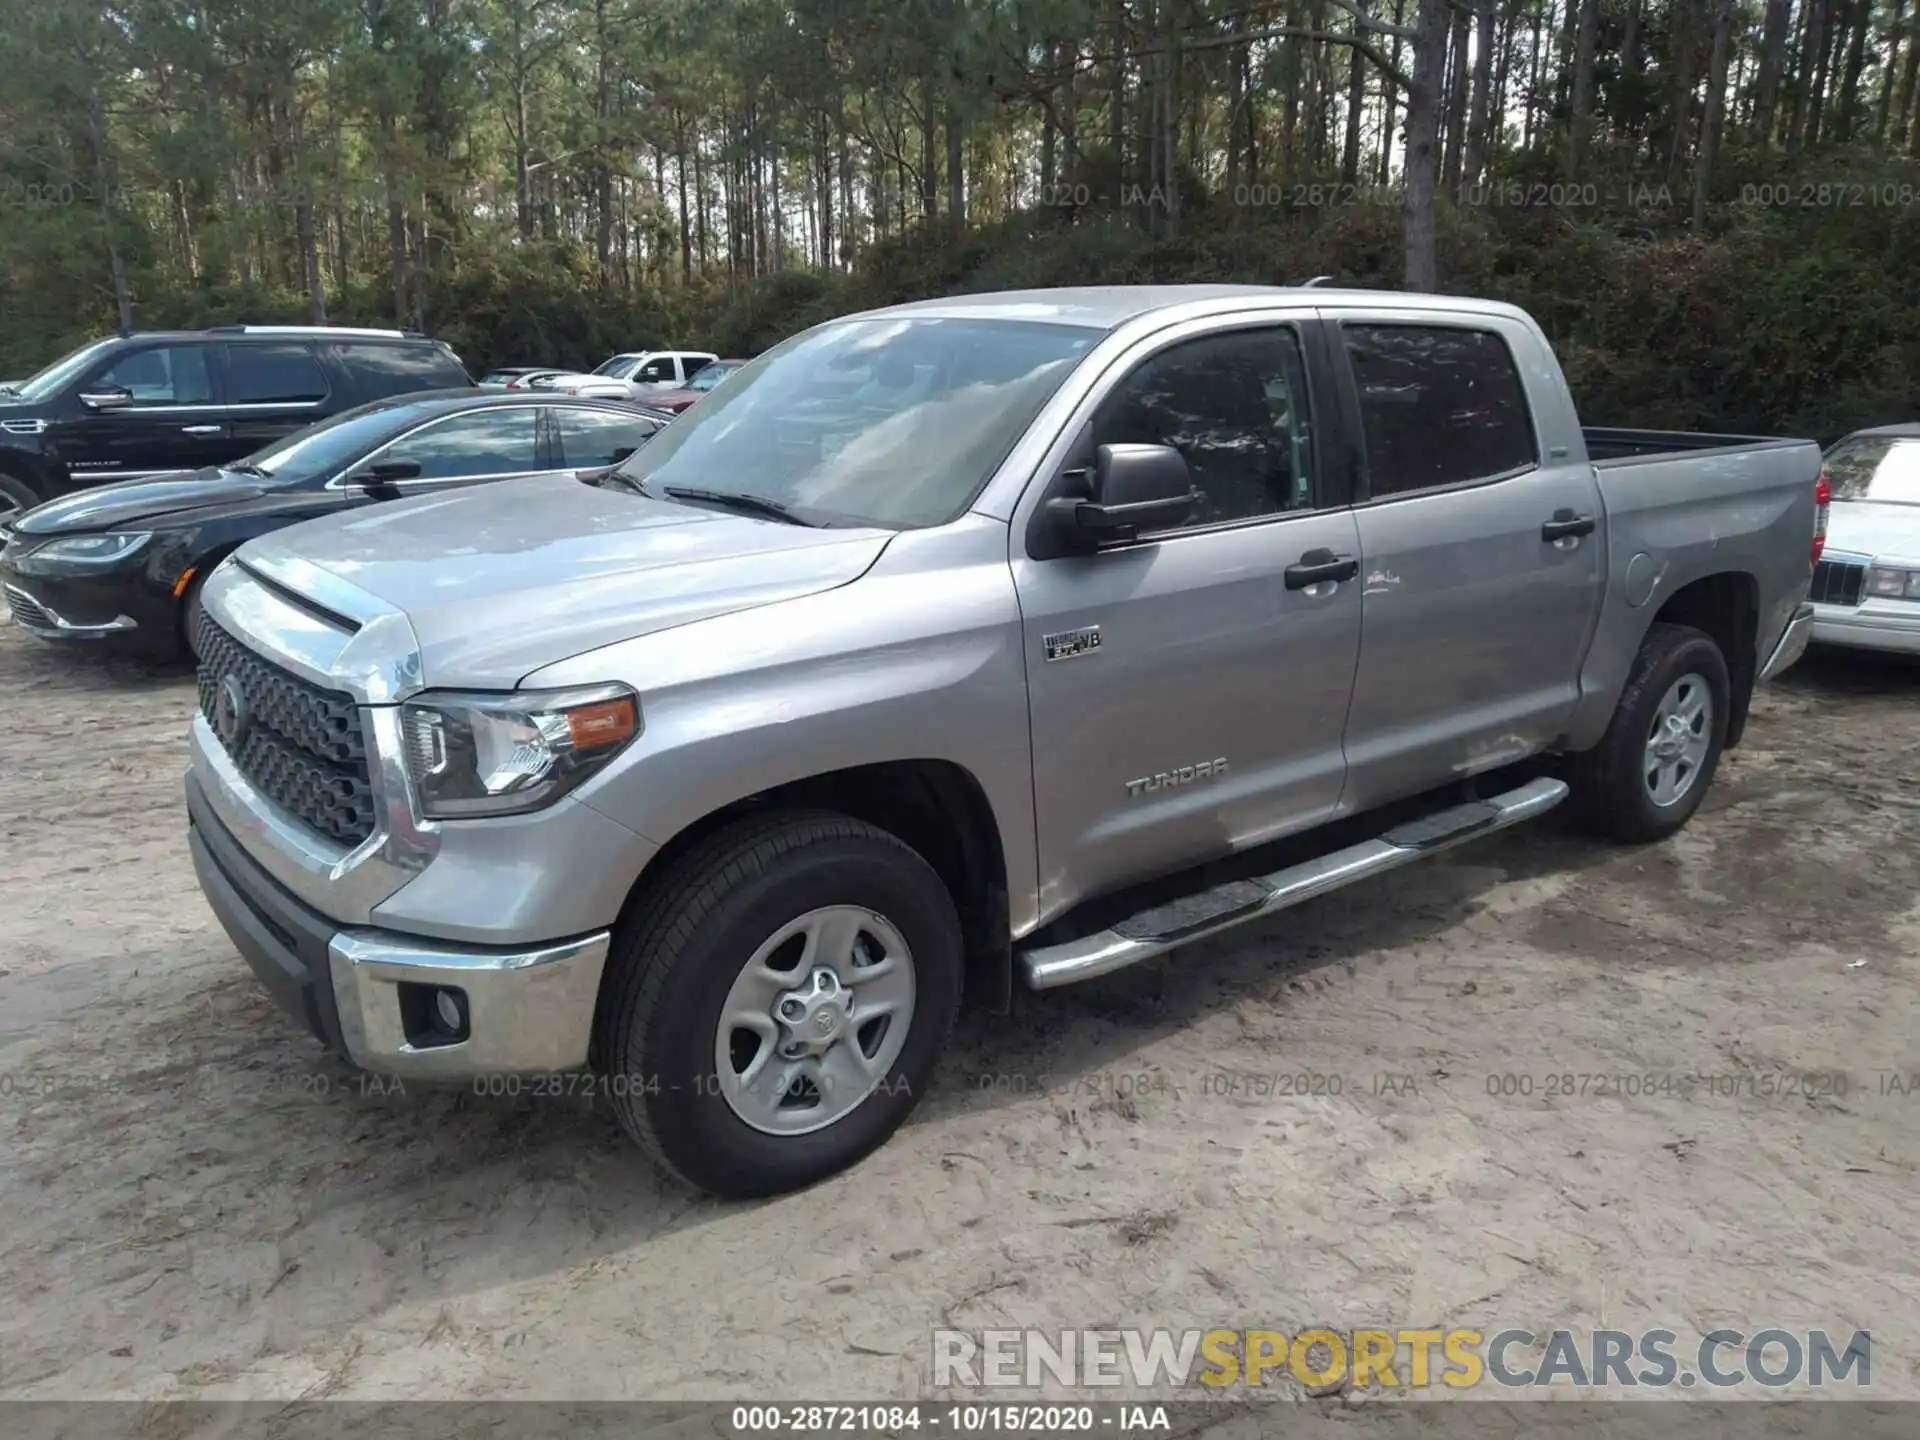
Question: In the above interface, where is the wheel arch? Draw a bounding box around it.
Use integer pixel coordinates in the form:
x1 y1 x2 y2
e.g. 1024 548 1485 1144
592 758 1014 1063
1645 570 1759 747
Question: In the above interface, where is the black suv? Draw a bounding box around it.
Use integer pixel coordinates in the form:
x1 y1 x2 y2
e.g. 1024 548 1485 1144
0 325 470 520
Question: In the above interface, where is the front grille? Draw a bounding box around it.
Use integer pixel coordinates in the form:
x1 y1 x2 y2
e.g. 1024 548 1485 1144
1810 559 1865 608
194 610 375 845
5 587 55 631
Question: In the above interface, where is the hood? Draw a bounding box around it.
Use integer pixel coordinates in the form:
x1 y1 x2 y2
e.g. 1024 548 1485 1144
239 472 893 689
17 468 265 534
1826 500 1920 565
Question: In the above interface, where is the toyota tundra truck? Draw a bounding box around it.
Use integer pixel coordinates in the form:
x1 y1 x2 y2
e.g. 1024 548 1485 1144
183 286 1822 1198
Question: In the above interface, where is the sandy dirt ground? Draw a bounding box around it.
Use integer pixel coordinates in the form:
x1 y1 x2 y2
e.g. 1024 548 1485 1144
2 618 1917 1411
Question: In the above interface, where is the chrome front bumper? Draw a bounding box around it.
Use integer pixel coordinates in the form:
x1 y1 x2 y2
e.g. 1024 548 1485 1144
329 928 610 1079
1760 601 1815 679
189 770 610 1079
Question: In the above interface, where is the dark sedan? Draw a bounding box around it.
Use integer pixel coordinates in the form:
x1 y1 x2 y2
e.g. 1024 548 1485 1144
0 389 672 661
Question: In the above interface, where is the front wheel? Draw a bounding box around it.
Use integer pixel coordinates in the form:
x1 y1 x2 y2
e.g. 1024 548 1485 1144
1568 622 1730 843
595 811 963 1198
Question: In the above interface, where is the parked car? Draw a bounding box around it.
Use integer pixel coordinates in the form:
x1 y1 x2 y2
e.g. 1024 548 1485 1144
641 358 750 414
1805 423 1920 653
0 325 470 523
184 285 1820 1199
477 366 557 388
531 372 640 400
591 350 720 387
1 391 671 660
505 369 573 390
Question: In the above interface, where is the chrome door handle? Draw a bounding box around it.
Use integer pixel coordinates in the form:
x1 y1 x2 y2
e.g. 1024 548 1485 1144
180 424 224 435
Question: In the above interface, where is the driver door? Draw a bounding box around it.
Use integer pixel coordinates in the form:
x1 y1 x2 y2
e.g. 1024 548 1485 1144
54 342 227 484
1010 317 1364 920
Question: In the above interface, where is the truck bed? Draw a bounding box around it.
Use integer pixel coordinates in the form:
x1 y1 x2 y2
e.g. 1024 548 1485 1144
1584 427 1814 466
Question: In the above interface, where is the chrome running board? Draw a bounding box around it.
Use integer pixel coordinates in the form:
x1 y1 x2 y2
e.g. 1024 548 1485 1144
1016 776 1569 990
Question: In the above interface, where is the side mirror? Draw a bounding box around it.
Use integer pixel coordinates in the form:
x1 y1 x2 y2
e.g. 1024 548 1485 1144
79 385 133 411
1046 443 1197 546
351 458 423 491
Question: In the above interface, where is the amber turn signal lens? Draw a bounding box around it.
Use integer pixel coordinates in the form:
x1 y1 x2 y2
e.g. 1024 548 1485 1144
565 697 637 749
172 566 198 598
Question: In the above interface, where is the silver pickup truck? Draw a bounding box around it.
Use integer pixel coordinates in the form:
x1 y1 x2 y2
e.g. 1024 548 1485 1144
184 286 1821 1197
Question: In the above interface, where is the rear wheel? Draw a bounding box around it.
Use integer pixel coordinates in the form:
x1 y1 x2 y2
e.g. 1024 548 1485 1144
1569 622 1730 842
595 810 963 1198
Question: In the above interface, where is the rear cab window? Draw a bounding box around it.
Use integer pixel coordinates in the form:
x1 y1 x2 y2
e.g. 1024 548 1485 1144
1340 324 1538 498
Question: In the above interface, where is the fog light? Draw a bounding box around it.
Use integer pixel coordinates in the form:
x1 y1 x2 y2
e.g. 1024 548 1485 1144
435 988 464 1031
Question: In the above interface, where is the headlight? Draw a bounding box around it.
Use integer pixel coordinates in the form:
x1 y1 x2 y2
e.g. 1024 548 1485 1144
399 684 640 818
1865 564 1920 600
30 531 151 566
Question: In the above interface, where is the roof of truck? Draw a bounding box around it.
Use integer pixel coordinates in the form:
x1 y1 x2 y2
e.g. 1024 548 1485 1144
864 284 1526 330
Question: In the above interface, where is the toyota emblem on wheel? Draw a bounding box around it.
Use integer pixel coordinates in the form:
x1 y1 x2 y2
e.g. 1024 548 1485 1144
214 672 252 747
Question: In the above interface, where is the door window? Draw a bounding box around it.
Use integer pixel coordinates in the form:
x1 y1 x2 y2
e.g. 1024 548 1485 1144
380 408 542 480
337 342 468 397
1343 325 1537 497
634 356 678 384
554 407 663 467
1088 326 1316 529
91 345 216 405
227 343 330 404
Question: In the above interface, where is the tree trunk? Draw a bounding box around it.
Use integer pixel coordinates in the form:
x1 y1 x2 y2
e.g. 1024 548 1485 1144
945 105 965 230
1879 0 1908 141
1380 0 1405 181
1441 2 1471 192
1109 0 1127 180
1793 0 1831 149
671 116 690 281
1836 0 1871 139
1567 0 1600 176
1900 8 1920 146
1663 0 1700 192
920 97 938 219
1403 0 1448 290
1465 0 1496 187
1751 0 1792 143
1693 0 1734 228
1341 1 1368 183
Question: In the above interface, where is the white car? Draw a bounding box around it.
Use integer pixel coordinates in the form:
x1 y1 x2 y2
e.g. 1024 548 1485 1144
1809 424 1920 653
591 350 719 387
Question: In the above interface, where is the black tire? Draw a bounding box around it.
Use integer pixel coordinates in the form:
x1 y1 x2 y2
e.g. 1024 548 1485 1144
181 573 209 662
595 809 964 1198
0 470 40 525
1568 622 1730 843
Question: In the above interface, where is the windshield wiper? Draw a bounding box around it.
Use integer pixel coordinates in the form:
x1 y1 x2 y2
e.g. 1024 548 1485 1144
662 485 818 526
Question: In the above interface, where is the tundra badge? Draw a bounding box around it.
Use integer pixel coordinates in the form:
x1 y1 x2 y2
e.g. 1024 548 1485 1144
1126 758 1229 797
1043 626 1102 662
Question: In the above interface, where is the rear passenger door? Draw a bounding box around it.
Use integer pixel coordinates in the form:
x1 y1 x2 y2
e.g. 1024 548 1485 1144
219 342 333 461
1331 313 1605 812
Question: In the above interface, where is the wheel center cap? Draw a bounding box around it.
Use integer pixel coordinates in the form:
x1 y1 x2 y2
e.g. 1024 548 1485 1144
777 967 853 1050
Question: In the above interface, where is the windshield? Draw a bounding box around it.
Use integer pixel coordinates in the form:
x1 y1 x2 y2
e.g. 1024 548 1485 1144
232 400 420 483
7 338 123 401
615 318 1100 528
1825 436 1920 505
594 354 642 378
687 362 739 392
